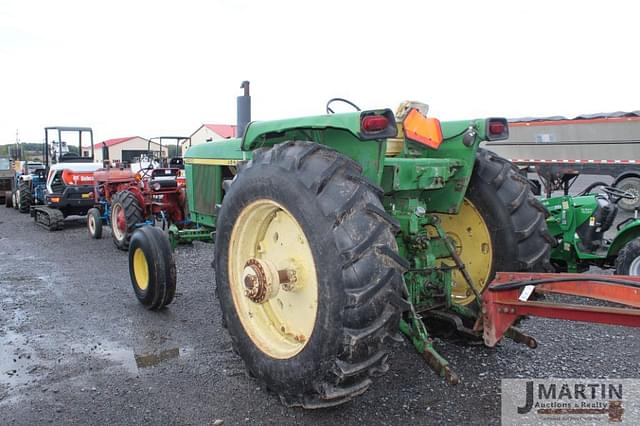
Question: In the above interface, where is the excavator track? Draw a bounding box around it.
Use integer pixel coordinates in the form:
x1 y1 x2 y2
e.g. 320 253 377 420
33 206 65 231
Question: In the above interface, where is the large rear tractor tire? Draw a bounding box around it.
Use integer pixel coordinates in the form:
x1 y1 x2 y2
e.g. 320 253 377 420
615 238 640 276
111 190 144 251
434 148 553 310
215 141 408 408
128 226 176 309
18 181 32 213
87 208 103 239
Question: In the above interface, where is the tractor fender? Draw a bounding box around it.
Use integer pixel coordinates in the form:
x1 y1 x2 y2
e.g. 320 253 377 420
607 220 640 257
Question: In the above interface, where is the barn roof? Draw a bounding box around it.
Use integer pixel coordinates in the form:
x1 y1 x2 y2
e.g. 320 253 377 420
95 136 139 149
202 124 237 139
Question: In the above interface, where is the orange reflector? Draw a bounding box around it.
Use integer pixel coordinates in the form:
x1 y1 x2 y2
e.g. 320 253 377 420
402 109 443 149
51 197 60 203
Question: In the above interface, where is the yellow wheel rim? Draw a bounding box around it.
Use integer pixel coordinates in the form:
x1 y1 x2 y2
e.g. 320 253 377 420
228 199 318 359
431 198 493 306
133 248 150 291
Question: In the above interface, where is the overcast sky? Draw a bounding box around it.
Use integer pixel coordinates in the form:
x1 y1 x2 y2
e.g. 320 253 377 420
1 0 638 145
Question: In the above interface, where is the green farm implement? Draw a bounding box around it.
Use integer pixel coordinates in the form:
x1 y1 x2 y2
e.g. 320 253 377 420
543 182 640 275
127 87 640 408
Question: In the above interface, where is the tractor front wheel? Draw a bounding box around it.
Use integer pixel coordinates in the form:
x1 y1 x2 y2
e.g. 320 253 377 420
215 141 407 408
110 190 144 250
4 191 11 208
616 238 640 276
87 208 103 239
128 226 176 309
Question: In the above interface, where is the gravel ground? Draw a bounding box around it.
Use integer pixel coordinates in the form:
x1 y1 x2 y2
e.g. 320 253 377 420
1 175 638 425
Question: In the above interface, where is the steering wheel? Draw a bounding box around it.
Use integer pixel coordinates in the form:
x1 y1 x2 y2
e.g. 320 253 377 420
138 165 154 181
326 98 361 114
603 185 636 202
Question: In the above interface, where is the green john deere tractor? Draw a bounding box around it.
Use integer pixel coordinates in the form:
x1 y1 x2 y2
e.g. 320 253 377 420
542 182 640 275
128 96 552 408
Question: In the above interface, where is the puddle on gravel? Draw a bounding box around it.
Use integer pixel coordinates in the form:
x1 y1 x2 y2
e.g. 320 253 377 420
134 347 181 368
92 343 187 373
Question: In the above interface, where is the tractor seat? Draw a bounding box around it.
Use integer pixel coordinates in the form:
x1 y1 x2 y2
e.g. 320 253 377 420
150 178 178 189
577 196 618 252
596 195 618 234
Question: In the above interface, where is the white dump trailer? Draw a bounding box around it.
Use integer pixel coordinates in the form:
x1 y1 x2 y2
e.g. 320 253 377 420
482 112 640 210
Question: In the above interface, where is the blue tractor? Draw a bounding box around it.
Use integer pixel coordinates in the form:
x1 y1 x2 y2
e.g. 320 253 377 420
14 160 48 213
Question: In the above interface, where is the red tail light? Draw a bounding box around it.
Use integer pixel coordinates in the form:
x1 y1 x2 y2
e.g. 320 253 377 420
486 118 509 141
361 115 389 133
489 121 505 135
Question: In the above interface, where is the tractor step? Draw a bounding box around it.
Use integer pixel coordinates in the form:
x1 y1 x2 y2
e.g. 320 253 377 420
33 206 65 231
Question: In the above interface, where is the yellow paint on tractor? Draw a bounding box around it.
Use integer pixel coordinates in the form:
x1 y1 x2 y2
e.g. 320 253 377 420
133 248 150 291
228 199 318 359
184 158 239 166
431 198 493 306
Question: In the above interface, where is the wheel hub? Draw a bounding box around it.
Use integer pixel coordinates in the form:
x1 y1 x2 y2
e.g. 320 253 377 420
116 209 126 231
242 258 297 304
431 198 493 306
229 199 318 359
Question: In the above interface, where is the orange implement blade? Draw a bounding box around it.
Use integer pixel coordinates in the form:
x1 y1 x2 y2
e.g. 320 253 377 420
402 109 443 149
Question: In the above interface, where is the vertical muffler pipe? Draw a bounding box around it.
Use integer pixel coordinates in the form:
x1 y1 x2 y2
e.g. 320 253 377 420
237 80 251 138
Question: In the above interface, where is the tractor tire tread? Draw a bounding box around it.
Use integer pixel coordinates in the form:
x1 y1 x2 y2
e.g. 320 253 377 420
615 237 640 275
474 148 552 273
111 190 144 250
219 141 406 408
18 181 32 213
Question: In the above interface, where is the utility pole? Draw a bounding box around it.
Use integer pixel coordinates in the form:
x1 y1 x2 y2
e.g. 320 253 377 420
15 129 20 160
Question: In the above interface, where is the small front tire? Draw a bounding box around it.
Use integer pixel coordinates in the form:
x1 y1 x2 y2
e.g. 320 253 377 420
616 238 640 276
111 190 144 250
87 208 103 239
128 226 176 310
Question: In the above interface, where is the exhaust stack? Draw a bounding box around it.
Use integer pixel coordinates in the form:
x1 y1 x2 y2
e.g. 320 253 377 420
237 81 251 138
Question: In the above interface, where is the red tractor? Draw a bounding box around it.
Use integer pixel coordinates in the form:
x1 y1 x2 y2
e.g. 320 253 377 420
88 166 187 250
